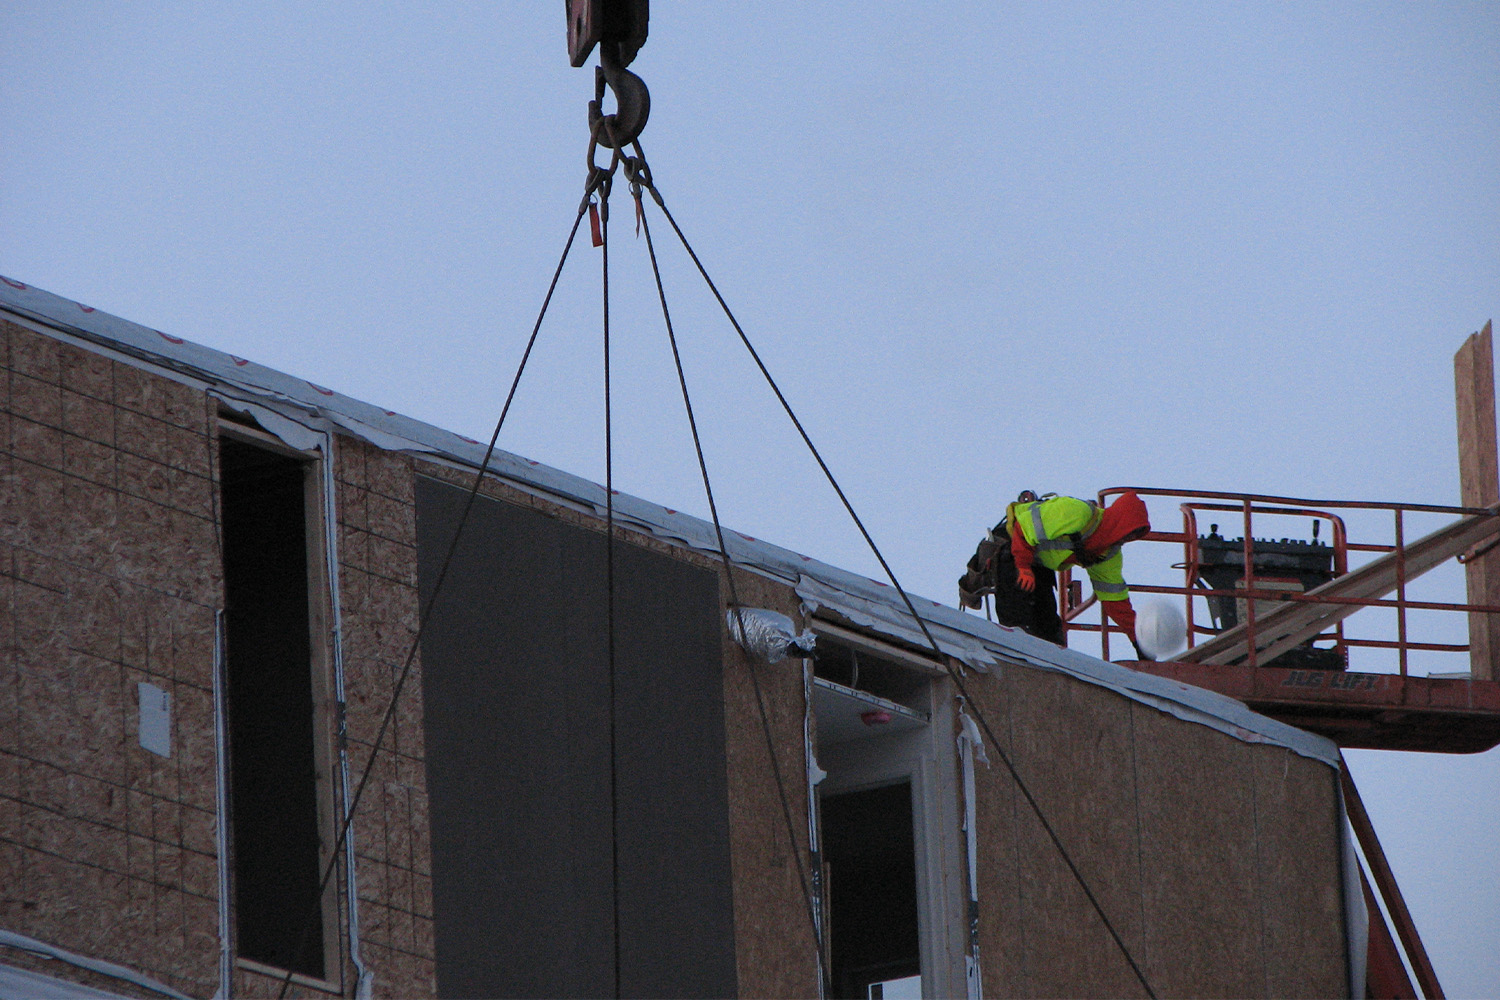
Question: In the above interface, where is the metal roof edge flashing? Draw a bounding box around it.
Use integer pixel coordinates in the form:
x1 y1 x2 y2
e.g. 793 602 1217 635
1001 643 1341 766
1 276 1339 767
0 928 190 999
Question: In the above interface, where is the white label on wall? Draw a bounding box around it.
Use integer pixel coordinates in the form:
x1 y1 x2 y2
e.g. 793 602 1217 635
138 682 171 758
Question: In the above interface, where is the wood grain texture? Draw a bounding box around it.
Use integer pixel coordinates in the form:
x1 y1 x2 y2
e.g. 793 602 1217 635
968 658 1347 998
1455 320 1499 679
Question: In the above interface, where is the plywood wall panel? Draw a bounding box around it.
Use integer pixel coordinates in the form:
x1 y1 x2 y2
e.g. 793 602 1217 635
58 342 113 401
1003 666 1151 998
1 324 442 996
963 656 1347 999
1252 750 1347 998
12 414 64 471
9 324 61 384
1132 703 1265 998
720 568 819 1000
960 663 1028 996
61 387 115 445
337 444 437 996
111 362 203 430
11 372 61 428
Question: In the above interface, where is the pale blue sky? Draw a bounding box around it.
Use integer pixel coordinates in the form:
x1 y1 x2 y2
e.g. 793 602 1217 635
4 3 1498 994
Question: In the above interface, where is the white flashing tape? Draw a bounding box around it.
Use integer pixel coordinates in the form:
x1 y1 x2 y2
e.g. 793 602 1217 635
795 576 1002 673
0 929 191 999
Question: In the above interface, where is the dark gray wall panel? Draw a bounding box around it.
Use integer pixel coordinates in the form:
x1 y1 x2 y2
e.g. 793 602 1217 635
416 478 737 999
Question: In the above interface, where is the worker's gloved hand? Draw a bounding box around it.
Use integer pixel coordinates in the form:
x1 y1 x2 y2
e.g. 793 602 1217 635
1016 567 1035 592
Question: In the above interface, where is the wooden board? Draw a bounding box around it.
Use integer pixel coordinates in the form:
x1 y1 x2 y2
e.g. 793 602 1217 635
1455 320 1499 680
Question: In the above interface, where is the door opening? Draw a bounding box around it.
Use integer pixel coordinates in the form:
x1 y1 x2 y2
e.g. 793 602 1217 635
219 435 331 978
821 781 921 999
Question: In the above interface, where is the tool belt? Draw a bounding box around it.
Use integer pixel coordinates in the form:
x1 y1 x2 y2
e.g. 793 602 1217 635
957 519 1065 645
957 521 1007 609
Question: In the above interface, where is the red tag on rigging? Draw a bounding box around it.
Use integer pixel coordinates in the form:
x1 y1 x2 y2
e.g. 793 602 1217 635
589 201 603 247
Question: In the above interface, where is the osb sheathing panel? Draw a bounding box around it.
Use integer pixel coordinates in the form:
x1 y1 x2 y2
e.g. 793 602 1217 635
1251 749 1347 999
336 437 436 998
1010 667 1150 997
720 567 820 1000
967 657 1346 999
413 461 821 999
959 670 1011 992
2 320 225 997
1 325 437 998
1132 702 1264 997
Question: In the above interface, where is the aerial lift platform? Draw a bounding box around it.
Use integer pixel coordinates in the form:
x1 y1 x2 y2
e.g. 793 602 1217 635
1068 486 1500 754
1062 322 1500 756
1048 323 1500 1000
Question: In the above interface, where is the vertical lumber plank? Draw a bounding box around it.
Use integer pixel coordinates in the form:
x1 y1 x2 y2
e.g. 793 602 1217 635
1455 320 1498 680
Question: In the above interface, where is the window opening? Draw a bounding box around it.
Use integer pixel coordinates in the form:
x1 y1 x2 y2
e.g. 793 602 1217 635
811 637 931 746
814 641 928 713
219 436 331 979
821 781 921 999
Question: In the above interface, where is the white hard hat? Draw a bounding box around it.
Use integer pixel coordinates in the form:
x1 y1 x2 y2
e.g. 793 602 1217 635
1136 600 1187 661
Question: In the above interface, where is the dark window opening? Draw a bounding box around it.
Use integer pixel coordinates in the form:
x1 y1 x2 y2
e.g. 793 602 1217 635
822 781 920 999
814 641 929 712
220 437 327 978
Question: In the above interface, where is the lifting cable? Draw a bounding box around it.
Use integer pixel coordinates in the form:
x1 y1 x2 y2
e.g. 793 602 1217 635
597 127 830 994
272 189 595 1000
597 163 626 1000
630 157 833 995
630 153 1160 999
267 67 1157 1000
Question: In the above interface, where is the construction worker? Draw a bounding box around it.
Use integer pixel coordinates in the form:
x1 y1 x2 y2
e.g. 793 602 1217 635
958 518 1066 645
1008 490 1152 658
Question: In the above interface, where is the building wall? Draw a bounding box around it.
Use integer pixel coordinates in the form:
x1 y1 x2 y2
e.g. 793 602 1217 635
0 318 434 997
718 565 822 1000
1 318 224 997
406 467 1347 1000
333 437 435 999
965 660 1348 998
2 312 1347 999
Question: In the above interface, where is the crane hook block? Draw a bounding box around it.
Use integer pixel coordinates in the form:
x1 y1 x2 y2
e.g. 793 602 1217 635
567 0 648 69
570 0 650 147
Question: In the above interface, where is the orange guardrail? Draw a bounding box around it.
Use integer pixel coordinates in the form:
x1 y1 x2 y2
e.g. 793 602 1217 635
1057 487 1500 672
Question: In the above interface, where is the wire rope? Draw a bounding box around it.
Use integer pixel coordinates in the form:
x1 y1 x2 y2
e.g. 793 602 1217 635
635 184 832 996
640 173 1160 1000
273 196 593 999
599 178 626 1000
261 125 1155 1000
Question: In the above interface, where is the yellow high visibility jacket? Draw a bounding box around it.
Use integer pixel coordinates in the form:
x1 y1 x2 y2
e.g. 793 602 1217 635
1007 496 1131 602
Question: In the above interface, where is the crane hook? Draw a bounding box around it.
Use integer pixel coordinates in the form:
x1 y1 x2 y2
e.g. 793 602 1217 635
589 42 650 148
568 0 651 147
